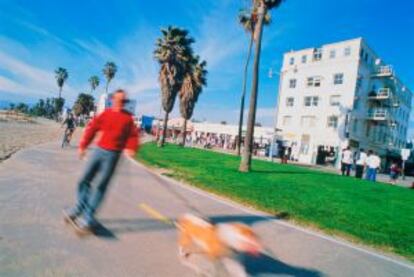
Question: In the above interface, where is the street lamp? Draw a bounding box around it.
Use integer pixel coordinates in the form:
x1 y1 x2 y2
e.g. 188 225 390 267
268 68 285 161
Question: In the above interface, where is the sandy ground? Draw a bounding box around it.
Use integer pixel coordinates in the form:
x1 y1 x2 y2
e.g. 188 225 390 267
0 117 81 162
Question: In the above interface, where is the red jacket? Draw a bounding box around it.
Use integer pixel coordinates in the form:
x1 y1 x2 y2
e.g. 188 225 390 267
79 108 139 152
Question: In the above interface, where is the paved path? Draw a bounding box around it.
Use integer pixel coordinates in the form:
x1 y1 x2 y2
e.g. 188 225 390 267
0 143 413 276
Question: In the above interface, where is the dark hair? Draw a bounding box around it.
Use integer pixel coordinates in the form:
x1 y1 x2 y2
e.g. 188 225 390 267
109 89 126 98
360 148 364 152
368 150 373 154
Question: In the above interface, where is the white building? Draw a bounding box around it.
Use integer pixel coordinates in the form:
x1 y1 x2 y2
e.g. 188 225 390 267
275 38 411 166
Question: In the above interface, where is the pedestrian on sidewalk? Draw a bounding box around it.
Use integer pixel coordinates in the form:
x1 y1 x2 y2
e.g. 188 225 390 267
64 89 139 233
365 150 381 182
389 161 400 184
341 146 353 176
354 148 367 179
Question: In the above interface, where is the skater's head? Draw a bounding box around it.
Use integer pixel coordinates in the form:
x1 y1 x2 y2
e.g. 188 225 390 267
111 89 129 111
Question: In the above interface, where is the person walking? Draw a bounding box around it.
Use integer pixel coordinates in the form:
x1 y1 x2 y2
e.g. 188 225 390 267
341 146 353 176
64 89 139 233
389 161 400 184
354 148 367 179
365 150 381 182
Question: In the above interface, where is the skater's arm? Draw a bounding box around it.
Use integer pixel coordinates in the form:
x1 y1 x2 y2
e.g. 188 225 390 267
124 120 139 157
79 112 104 151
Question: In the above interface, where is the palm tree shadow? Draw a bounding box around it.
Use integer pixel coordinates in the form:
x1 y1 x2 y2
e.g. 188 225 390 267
241 252 323 277
209 214 289 225
98 218 174 235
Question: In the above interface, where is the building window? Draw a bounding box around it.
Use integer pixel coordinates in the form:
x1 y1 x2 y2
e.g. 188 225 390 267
364 53 368 62
353 98 360 109
327 116 338 128
330 95 341 106
282 116 292 126
313 48 322 61
286 97 294 107
360 48 364 58
333 73 344 85
304 96 319 107
289 57 295 65
352 119 358 133
301 116 317 127
307 76 322 87
344 47 351 56
301 55 307 63
329 50 336 59
356 75 363 91
289 79 297 88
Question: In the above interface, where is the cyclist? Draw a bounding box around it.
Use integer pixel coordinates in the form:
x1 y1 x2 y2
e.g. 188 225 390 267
62 113 76 147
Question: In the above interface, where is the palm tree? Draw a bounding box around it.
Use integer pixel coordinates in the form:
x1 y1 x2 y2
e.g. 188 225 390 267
154 26 194 147
103 62 117 93
236 8 271 156
239 0 284 172
179 57 207 146
88 75 100 94
54 67 68 98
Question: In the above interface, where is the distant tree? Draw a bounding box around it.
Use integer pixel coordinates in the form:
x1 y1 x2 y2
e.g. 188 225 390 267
154 26 195 147
72 93 95 116
88 75 100 94
179 56 207 145
103 62 117 93
8 103 15 110
15 103 29 113
45 98 54 118
236 8 271 156
254 122 262 127
55 67 69 98
220 121 227 125
53 97 65 117
240 0 284 172
30 99 48 117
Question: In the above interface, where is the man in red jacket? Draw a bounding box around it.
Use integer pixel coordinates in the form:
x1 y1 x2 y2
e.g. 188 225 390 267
64 89 139 232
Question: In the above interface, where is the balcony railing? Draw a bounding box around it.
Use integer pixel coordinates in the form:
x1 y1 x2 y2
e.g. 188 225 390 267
367 109 389 120
371 65 393 77
368 88 391 100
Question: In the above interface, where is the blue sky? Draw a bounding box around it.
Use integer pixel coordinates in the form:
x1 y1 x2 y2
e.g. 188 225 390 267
0 0 413 129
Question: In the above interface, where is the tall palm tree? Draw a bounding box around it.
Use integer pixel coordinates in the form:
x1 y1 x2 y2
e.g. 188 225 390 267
88 75 100 94
236 8 271 156
154 26 194 147
54 67 68 99
179 57 207 146
103 62 117 93
239 0 284 172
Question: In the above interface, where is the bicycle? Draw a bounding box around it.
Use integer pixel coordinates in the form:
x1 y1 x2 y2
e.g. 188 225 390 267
62 128 74 148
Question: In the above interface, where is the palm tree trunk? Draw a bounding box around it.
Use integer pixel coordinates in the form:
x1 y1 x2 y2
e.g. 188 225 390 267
58 86 62 99
237 34 254 156
239 4 266 172
105 81 109 93
158 111 169 147
181 119 187 146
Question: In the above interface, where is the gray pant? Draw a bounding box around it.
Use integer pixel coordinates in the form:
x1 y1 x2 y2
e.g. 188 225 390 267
73 147 121 224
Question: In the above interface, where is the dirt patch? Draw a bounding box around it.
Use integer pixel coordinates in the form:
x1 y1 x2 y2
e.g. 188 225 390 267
0 117 80 162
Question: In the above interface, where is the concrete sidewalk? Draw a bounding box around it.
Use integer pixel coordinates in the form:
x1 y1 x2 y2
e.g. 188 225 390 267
0 142 413 276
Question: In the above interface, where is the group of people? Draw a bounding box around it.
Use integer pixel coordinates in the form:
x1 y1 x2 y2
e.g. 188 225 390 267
341 147 401 183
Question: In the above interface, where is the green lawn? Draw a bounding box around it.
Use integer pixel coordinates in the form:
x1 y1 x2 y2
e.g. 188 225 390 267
137 142 414 260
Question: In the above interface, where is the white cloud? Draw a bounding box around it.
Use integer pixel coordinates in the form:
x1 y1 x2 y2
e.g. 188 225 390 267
0 49 77 100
